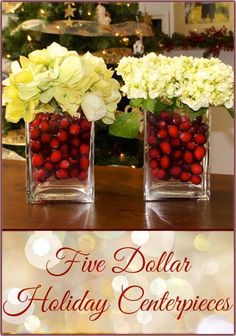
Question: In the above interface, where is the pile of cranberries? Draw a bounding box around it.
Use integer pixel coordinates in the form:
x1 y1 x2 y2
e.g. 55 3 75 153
147 111 208 185
29 112 91 183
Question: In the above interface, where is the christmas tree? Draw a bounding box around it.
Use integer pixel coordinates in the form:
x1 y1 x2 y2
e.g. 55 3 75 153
2 2 163 166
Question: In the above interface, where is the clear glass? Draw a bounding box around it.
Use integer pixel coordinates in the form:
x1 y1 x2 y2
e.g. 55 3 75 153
26 111 94 203
144 109 210 200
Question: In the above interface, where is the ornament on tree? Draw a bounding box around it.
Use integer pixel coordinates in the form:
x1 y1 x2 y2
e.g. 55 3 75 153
144 12 152 26
95 3 111 27
2 2 23 14
96 4 106 24
133 38 144 57
64 3 76 27
103 12 112 27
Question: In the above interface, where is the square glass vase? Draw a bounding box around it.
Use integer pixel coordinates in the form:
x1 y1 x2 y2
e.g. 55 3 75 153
26 111 94 203
144 109 210 200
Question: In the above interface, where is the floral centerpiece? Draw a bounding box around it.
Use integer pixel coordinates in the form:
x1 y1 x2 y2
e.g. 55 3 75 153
113 53 234 200
2 42 121 203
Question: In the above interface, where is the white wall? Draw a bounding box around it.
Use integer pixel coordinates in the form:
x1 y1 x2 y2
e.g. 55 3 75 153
139 2 234 175
139 2 174 35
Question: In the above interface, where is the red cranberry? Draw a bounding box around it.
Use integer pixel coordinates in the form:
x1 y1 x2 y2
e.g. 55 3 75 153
30 140 41 153
80 157 89 170
50 150 62 163
157 120 167 129
151 168 159 178
186 141 196 151
50 138 60 149
80 144 90 155
79 171 88 181
80 119 91 131
152 168 167 180
30 118 41 127
70 167 79 178
160 156 170 169
180 131 192 143
194 134 206 145
49 120 59 133
180 171 191 182
183 151 194 164
57 130 69 142
35 168 48 182
30 128 40 140
191 163 203 175
160 111 171 121
39 121 49 132
41 132 52 144
194 146 206 161
35 112 44 120
148 135 158 147
60 118 70 129
59 159 70 169
147 125 156 134
56 169 69 179
157 129 168 139
168 125 179 138
32 153 44 168
70 137 80 147
191 175 202 185
189 125 197 134
69 124 80 135
44 161 54 171
198 124 208 135
169 165 181 178
60 144 69 153
149 148 160 159
171 113 181 125
147 113 159 125
171 150 182 162
149 160 158 169
179 120 191 131
170 138 181 148
40 113 49 121
160 141 171 155
70 148 79 159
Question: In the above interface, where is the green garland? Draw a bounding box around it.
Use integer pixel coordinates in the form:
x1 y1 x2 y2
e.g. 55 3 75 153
3 3 234 61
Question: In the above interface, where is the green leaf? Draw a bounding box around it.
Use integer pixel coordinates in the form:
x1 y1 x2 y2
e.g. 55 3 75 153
109 111 140 139
142 97 156 113
130 98 143 108
154 98 172 114
188 107 207 122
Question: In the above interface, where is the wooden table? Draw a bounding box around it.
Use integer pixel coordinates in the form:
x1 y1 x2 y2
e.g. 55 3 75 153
2 160 234 231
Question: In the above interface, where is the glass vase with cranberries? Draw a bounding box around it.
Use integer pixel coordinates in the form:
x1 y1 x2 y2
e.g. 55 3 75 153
26 110 94 203
144 109 210 200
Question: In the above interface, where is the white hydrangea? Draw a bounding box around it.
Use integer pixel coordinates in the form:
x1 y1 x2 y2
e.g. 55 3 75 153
116 54 234 111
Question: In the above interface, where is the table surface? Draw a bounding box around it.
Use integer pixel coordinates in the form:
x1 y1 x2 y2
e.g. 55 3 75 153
2 160 234 231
